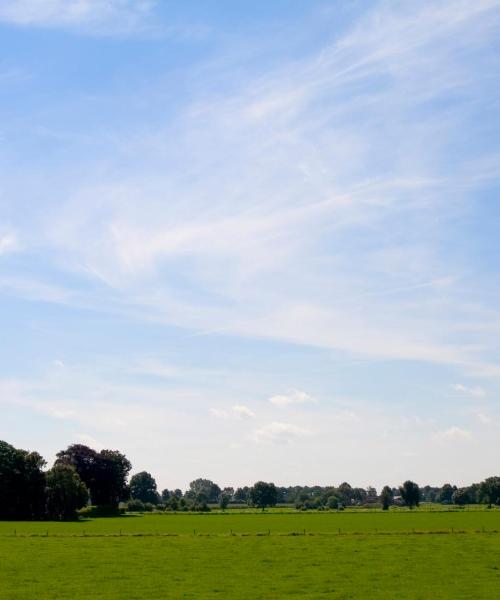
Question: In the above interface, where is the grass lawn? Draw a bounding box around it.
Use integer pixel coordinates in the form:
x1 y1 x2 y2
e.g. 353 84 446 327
0 508 499 536
1 511 499 599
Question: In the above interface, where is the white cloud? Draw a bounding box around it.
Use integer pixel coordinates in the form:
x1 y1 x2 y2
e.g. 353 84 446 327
232 404 255 419
331 409 359 423
0 232 20 256
0 0 157 34
210 405 255 420
269 390 316 407
210 407 229 420
253 421 312 444
2 367 499 488
434 426 472 442
451 384 486 397
75 433 104 450
477 412 492 425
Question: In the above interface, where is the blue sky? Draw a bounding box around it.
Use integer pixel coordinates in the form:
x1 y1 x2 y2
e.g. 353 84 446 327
1 0 500 491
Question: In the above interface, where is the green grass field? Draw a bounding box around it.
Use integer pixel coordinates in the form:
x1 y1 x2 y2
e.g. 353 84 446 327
1 510 499 599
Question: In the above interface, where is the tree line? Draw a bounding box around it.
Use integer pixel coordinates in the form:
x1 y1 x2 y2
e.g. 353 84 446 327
1 439 499 520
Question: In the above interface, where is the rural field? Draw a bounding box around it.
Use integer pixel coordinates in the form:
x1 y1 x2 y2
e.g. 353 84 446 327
1 510 499 599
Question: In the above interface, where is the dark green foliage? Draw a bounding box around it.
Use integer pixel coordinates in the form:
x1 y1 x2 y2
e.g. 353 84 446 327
130 471 159 504
334 482 367 506
190 500 211 512
126 498 146 512
219 493 230 510
233 486 250 503
400 480 420 508
46 464 88 520
381 485 394 510
250 481 278 509
2 437 500 525
326 495 339 509
186 478 221 503
420 485 439 503
55 445 98 493
93 449 131 507
165 496 179 511
437 483 456 504
479 476 500 506
78 505 124 518
452 487 472 505
56 445 131 508
0 440 46 520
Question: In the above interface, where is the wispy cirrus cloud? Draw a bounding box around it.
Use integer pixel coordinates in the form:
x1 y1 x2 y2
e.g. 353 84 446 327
2 1 500 488
14 0 497 376
452 383 486 397
0 0 157 35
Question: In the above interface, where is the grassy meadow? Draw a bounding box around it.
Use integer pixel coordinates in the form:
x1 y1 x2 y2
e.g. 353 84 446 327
1 509 499 599
0 506 499 536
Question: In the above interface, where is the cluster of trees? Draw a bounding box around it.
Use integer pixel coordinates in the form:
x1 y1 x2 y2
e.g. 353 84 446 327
0 441 130 520
419 482 500 506
1 439 499 520
127 473 500 513
127 475 279 512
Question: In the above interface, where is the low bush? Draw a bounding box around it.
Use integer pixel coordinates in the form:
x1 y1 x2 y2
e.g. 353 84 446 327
78 505 124 518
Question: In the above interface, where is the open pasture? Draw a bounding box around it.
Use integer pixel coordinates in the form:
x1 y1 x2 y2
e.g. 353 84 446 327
0 507 499 537
1 511 499 599
0 531 499 599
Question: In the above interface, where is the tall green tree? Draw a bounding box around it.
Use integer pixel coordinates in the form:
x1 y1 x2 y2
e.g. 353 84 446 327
187 478 221 503
336 482 353 507
56 444 131 508
46 464 89 520
479 476 500 506
93 449 131 507
0 440 46 520
326 495 339 509
219 491 232 510
399 480 420 509
234 486 250 503
130 471 159 504
437 483 455 504
250 481 278 510
452 487 472 505
55 444 98 490
380 485 394 510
